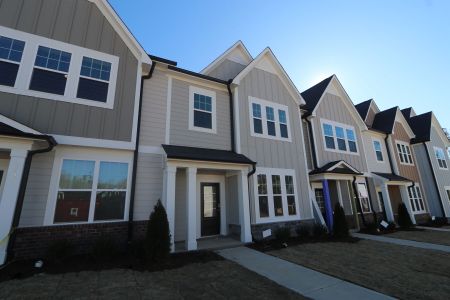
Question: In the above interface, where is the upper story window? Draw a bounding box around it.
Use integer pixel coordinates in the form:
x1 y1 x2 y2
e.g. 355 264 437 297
434 147 448 170
373 139 384 162
0 35 25 87
189 86 216 134
321 120 359 155
396 141 413 165
249 97 291 142
0 26 119 109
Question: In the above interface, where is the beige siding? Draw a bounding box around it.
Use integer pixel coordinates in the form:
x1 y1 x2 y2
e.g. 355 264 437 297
391 122 421 183
238 68 312 220
19 151 55 227
169 79 231 150
363 131 391 173
366 106 376 127
0 0 139 142
207 59 246 81
312 93 368 172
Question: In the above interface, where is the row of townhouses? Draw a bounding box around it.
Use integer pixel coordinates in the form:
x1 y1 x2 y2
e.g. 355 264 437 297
0 0 449 264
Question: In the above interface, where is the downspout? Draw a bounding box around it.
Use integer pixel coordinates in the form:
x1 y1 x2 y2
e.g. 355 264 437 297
302 113 318 169
353 176 367 227
227 80 235 152
128 62 156 243
6 137 57 262
247 162 257 241
384 135 396 175
423 142 446 217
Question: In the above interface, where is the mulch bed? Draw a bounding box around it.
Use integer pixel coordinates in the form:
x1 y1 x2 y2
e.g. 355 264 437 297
0 250 223 283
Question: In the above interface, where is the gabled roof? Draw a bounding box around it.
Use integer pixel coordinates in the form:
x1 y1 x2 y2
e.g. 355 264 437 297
0 114 56 143
301 75 333 112
373 172 412 183
90 0 152 72
162 145 255 165
200 41 252 75
372 106 415 138
355 99 373 121
407 112 432 143
401 107 415 120
309 160 362 175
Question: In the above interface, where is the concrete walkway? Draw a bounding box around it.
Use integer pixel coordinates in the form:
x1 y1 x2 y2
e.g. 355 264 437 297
217 247 394 300
416 226 450 232
353 233 450 253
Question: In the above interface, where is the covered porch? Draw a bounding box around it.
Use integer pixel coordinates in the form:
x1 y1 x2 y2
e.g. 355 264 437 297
161 145 255 252
0 116 56 265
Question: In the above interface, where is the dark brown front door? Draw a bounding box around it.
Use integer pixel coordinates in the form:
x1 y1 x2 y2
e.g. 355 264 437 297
201 183 220 236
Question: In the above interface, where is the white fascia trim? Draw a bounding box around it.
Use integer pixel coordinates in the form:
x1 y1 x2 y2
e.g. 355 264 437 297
327 160 360 173
0 114 42 135
89 0 152 71
233 48 304 105
200 40 252 75
188 85 217 134
53 135 134 150
166 159 250 171
431 113 450 147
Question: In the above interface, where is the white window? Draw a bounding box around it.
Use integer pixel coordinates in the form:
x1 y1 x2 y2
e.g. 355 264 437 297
357 183 371 213
396 141 414 165
321 119 359 155
189 86 216 133
254 168 299 223
373 139 384 162
249 97 291 141
408 184 426 214
0 35 25 87
434 147 448 170
0 25 119 109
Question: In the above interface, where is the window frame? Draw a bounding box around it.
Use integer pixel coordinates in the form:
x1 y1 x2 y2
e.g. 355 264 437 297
357 182 372 213
445 186 450 205
320 119 359 155
0 25 119 109
408 184 426 214
188 85 217 134
434 146 448 170
372 138 385 163
0 35 26 87
44 149 132 226
248 97 292 142
254 168 299 224
395 140 414 166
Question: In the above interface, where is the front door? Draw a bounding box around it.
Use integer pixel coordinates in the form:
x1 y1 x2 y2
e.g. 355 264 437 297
201 183 220 236
0 159 8 199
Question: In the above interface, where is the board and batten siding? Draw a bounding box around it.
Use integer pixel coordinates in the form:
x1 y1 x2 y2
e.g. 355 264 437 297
237 67 312 220
0 0 138 142
366 106 376 127
206 59 247 81
362 131 391 174
19 151 55 227
169 78 231 150
312 92 368 172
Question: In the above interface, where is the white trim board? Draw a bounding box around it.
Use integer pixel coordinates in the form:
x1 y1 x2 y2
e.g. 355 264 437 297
200 41 252 75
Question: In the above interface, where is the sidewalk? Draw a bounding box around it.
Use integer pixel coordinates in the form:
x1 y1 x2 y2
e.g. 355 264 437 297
217 247 394 300
416 226 450 232
353 233 450 253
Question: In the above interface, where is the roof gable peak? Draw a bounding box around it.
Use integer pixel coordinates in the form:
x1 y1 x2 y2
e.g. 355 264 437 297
200 41 252 75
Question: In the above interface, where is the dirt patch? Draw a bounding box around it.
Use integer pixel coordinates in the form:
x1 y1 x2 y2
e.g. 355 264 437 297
386 230 450 246
269 240 450 300
0 260 306 299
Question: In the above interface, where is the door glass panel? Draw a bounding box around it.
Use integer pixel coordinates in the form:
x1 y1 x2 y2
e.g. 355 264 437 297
203 185 217 218
315 189 325 214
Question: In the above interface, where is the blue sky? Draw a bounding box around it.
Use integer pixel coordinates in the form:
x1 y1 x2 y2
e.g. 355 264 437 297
110 0 450 129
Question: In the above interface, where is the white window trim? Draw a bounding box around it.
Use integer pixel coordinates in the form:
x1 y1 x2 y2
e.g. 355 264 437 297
43 147 133 226
434 146 448 170
372 137 385 163
248 96 292 142
0 25 119 109
395 140 414 166
253 168 300 224
408 183 426 214
320 119 360 155
357 182 372 214
188 85 217 134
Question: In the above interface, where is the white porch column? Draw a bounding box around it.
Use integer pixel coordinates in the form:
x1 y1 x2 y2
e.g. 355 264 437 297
237 170 252 243
400 185 416 225
163 165 177 252
0 149 28 265
185 167 197 250
381 184 395 222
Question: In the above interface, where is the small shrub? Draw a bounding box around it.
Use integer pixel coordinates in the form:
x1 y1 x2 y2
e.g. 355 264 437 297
295 224 311 239
312 223 328 238
274 227 291 244
145 200 171 262
423 217 448 227
333 204 349 238
91 236 118 262
365 222 379 234
46 239 73 263
398 203 413 229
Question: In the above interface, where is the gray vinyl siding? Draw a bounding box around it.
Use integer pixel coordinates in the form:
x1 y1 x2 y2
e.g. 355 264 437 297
362 131 391 174
133 153 164 221
19 151 55 227
312 92 368 172
238 68 312 220
174 171 187 242
226 176 239 225
206 59 246 81
140 68 168 147
169 79 231 150
0 0 138 142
